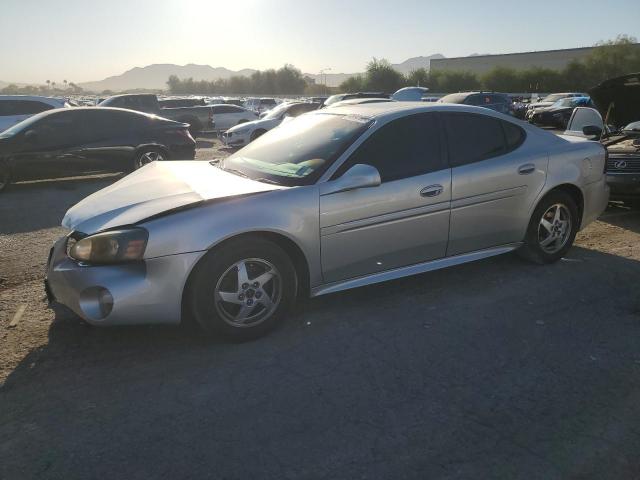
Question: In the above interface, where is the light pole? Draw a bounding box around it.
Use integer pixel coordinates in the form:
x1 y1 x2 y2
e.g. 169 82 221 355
319 68 332 94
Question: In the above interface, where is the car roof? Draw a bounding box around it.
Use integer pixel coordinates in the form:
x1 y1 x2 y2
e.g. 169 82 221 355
24 106 171 121
315 101 515 120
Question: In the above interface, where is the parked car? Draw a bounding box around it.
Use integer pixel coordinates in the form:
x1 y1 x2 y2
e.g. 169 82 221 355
525 92 587 120
243 98 278 115
221 102 321 147
0 95 70 132
0 107 195 192
158 98 206 108
326 98 393 108
222 98 245 107
564 73 640 206
209 104 258 131
438 92 514 115
46 102 608 340
528 96 594 129
99 94 214 134
324 92 389 107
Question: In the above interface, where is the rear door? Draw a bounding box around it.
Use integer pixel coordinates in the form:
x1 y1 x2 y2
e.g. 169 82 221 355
319 112 451 283
443 112 547 255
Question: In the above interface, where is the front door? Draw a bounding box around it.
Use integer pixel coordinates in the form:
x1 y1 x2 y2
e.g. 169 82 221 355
319 113 451 283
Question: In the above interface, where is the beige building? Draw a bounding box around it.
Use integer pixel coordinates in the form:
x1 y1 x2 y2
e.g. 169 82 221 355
430 44 640 74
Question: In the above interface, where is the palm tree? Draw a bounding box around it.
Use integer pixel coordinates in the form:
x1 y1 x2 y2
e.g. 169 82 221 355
51 81 56 91
46 80 50 90
63 79 68 90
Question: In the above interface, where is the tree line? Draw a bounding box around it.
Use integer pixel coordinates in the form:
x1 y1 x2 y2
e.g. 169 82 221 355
166 64 317 95
1 81 84 95
341 35 640 94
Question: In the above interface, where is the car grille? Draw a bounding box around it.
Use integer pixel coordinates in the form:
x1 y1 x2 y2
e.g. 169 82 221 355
607 156 640 173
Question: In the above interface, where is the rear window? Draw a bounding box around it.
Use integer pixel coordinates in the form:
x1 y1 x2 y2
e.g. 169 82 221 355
442 112 506 167
0 100 55 116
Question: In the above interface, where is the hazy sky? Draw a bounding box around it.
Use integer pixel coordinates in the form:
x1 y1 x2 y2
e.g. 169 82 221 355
1 0 638 84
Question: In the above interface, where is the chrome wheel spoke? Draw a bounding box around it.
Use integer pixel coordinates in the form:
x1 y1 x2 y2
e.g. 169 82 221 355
253 270 274 286
218 290 242 305
235 303 255 321
540 218 553 233
553 205 562 223
258 290 274 309
540 235 556 247
236 261 250 288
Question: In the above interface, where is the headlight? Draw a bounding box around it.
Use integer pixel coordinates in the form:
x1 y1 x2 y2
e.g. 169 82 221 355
68 228 148 264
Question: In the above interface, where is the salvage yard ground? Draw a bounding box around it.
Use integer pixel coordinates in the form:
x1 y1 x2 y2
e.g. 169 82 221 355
1 134 640 479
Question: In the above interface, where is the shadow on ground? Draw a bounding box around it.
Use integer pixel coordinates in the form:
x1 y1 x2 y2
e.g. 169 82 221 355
2 247 640 479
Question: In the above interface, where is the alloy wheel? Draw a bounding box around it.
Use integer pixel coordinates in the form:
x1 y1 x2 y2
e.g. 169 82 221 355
214 258 282 328
538 203 572 254
136 150 164 169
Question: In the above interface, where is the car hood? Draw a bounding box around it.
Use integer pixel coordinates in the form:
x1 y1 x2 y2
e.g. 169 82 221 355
228 117 280 133
589 73 640 128
531 102 553 109
62 161 284 233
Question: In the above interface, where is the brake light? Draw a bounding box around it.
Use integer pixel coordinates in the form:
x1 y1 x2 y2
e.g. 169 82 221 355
172 128 194 141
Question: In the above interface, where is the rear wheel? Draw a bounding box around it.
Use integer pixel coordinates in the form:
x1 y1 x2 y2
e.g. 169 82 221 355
0 158 11 193
187 238 297 340
133 148 165 171
518 191 579 264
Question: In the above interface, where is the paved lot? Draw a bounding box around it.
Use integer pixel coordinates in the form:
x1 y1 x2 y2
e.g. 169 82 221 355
1 137 640 479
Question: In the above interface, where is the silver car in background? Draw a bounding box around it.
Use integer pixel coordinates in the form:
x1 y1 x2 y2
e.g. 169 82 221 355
46 103 609 340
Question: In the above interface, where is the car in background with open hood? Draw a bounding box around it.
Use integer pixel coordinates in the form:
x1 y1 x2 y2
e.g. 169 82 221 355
565 73 640 206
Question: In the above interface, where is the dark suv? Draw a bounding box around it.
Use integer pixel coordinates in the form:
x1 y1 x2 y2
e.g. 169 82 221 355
438 92 514 115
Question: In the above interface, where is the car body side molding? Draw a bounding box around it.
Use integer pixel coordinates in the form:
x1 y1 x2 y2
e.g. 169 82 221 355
311 243 523 297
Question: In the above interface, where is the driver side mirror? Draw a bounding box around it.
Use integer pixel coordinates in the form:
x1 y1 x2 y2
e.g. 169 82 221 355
23 130 38 144
582 125 603 139
320 164 381 196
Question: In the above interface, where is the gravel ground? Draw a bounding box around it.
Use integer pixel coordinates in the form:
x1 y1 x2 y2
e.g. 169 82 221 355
1 136 640 479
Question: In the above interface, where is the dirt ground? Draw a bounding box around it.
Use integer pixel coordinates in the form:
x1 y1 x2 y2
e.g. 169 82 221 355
1 136 640 479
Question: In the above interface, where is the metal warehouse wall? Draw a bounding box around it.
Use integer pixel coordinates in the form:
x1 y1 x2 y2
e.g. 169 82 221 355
430 44 640 74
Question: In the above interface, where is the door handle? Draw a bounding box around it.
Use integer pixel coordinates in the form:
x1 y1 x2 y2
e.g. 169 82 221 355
420 184 443 197
518 164 535 175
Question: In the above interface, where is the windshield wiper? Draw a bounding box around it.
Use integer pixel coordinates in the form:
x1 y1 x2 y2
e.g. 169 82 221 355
254 177 282 185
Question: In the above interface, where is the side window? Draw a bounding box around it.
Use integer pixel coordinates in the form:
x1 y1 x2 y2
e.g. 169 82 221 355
31 112 78 146
333 113 443 182
501 121 526 152
78 110 138 141
228 105 245 113
0 100 53 115
465 95 483 106
443 113 506 167
211 105 224 114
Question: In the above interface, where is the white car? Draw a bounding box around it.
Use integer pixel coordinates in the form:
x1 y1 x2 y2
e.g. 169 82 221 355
221 102 320 147
210 104 258 131
243 98 279 115
0 95 69 132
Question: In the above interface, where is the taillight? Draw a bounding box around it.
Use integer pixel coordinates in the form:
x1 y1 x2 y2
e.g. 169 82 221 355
172 128 194 141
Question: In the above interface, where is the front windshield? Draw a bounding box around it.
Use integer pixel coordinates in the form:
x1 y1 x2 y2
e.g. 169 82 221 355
263 103 293 120
219 112 372 186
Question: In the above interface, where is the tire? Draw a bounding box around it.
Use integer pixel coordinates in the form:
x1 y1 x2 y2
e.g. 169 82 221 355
132 148 166 171
0 158 11 193
518 191 579 264
186 237 298 341
250 129 266 142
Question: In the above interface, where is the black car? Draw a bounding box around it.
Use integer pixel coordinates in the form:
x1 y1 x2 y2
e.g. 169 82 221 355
437 92 514 116
529 96 594 129
0 107 196 192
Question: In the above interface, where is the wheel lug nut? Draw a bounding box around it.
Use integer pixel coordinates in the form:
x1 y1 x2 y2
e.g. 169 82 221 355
253 282 259 288
247 299 254 306
242 283 249 290
238 294 245 300
255 291 262 298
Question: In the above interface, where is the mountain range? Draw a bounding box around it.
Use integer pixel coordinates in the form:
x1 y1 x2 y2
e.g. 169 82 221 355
1 54 447 93
76 54 446 92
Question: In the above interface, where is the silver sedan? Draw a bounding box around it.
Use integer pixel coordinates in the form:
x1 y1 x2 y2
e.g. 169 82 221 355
46 102 609 340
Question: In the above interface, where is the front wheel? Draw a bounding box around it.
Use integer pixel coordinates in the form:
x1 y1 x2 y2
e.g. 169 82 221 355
186 238 297 340
518 191 579 264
